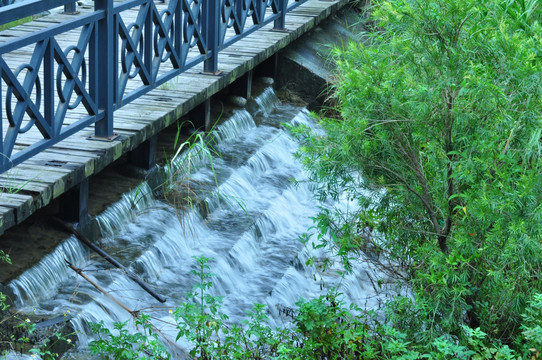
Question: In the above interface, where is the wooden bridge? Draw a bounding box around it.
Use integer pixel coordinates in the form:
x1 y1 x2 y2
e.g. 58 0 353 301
0 0 347 235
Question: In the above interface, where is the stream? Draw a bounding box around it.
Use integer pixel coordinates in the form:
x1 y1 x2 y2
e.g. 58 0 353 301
5 88 389 359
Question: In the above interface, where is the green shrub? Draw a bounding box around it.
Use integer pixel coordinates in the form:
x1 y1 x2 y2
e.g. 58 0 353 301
292 0 542 351
90 316 169 360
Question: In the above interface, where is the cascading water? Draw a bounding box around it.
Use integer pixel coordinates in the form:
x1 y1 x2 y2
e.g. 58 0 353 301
254 87 281 118
8 237 89 307
97 182 156 239
4 88 391 359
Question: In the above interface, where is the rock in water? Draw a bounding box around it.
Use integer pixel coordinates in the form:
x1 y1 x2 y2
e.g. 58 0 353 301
227 96 247 108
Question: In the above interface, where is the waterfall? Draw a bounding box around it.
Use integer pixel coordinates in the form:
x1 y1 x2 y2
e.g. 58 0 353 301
211 109 256 144
8 236 89 307
254 87 281 118
5 88 393 357
96 181 155 239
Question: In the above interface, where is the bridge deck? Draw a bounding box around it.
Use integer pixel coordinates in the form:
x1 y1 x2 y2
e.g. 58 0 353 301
0 0 347 234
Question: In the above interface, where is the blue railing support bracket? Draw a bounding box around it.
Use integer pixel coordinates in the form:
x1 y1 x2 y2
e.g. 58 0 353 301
203 0 220 74
86 134 120 142
62 2 79 14
273 0 288 31
94 0 114 138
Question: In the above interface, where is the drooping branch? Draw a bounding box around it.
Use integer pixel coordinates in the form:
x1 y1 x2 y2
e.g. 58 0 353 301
438 88 459 253
372 161 442 239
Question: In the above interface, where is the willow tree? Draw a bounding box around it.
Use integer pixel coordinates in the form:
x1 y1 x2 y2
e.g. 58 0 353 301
298 0 542 347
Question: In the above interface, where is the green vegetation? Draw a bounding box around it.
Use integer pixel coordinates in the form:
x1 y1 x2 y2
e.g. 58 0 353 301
0 252 11 316
1 251 74 359
0 16 33 32
90 256 289 359
90 315 170 360
292 0 542 356
90 256 542 359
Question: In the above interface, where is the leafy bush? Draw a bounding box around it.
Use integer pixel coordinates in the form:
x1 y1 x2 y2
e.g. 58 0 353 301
293 0 542 351
90 256 542 359
90 316 170 360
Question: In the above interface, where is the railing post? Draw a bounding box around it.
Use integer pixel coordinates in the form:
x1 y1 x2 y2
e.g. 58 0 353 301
274 0 287 30
203 0 220 74
94 0 114 138
0 70 6 173
63 2 78 14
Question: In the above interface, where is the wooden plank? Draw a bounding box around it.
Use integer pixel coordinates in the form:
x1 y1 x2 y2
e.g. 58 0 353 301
0 206 15 235
0 193 34 224
2 163 84 201
26 152 95 179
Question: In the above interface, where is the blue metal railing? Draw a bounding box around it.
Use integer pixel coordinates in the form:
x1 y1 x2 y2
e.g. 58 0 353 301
0 0 307 173
0 0 15 8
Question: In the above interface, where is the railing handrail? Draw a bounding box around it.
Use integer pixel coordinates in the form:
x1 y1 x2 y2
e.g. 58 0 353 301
0 12 104 53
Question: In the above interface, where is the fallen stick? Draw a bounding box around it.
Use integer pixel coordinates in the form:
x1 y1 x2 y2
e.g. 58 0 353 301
52 216 166 303
66 261 186 358
66 260 137 316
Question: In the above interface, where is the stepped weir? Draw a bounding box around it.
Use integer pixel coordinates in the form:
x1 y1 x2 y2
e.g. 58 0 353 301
2 87 391 358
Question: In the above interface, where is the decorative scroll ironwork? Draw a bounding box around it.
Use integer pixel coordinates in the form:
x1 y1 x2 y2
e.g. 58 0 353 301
217 0 304 52
115 0 209 105
0 16 101 171
0 0 309 173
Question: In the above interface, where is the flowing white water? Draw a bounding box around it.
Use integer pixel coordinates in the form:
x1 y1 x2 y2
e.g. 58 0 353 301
254 87 281 118
5 88 391 359
9 237 89 307
97 182 156 239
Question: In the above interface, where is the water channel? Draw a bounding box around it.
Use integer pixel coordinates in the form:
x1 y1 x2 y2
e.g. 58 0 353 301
5 87 387 358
